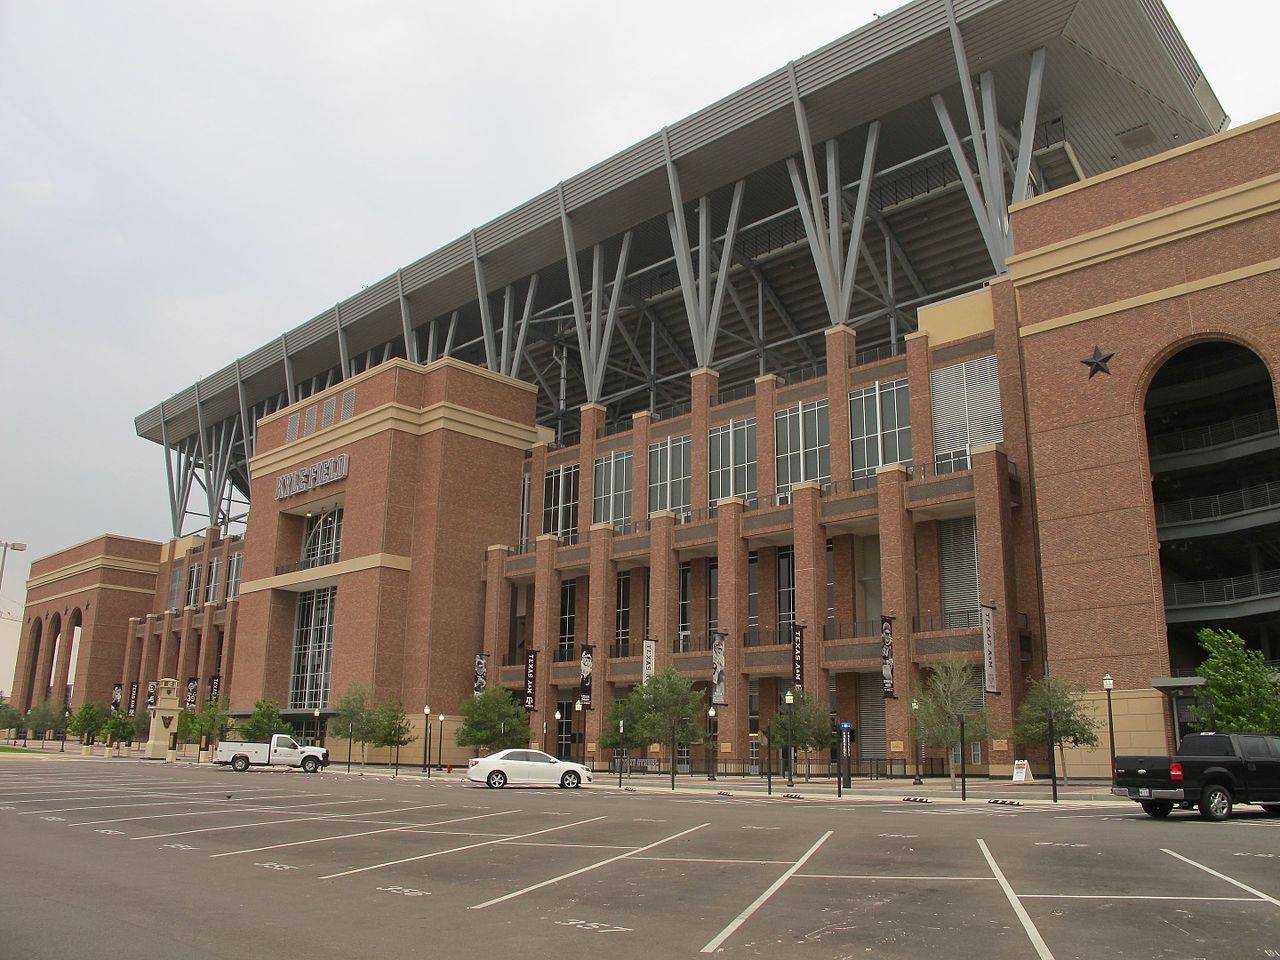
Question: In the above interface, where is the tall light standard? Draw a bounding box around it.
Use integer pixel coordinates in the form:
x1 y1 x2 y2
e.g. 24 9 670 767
422 704 431 776
436 713 444 771
0 541 27 595
911 698 923 785
573 699 583 765
707 706 717 781
60 708 69 752
1102 673 1116 774
783 689 795 788
312 706 322 747
554 709 562 759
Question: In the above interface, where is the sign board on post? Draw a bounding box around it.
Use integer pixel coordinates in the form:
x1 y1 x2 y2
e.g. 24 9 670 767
790 623 804 689
146 680 157 709
981 604 998 694
127 682 139 716
641 638 656 683
1012 759 1035 783
184 677 198 711
473 654 488 695
880 616 896 697
579 646 593 707
111 684 123 713
523 651 538 710
710 633 727 705
207 674 221 704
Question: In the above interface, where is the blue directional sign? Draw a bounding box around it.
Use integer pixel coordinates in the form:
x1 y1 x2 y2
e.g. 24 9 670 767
839 721 852 731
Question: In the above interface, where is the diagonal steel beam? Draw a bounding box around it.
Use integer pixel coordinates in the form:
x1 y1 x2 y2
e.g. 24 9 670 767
470 230 499 371
397 270 419 363
1013 47 1047 205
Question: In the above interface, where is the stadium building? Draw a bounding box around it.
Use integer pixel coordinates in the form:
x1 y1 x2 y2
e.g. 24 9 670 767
13 0 1279 775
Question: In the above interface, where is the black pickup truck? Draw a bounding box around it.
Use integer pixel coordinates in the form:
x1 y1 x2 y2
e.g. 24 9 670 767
1113 732 1280 820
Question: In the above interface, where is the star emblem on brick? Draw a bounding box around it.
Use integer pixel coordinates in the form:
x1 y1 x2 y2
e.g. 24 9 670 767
1081 345 1115 378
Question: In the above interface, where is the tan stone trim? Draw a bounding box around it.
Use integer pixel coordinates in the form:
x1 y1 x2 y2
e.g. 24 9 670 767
237 553 412 595
249 400 539 478
28 534 161 568
1009 113 1280 213
1009 173 1280 285
26 583 156 606
26 555 160 591
1019 257 1280 339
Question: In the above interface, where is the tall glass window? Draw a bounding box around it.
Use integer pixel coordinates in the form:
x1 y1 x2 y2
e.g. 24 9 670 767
648 436 692 516
677 562 691 651
776 547 796 633
543 464 580 543
168 567 182 610
930 355 1002 474
774 400 830 500
706 561 718 635
709 419 757 504
615 571 631 652
558 580 576 661
747 552 759 629
205 555 222 604
289 586 336 710
518 474 531 551
226 553 243 600
301 508 343 568
592 450 633 531
849 378 911 484
185 563 202 607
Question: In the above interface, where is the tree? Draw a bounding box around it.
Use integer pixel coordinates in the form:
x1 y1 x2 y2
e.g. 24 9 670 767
332 684 376 767
67 703 107 744
913 658 992 787
176 709 199 745
192 698 232 746
237 700 291 743
456 687 529 753
597 688 655 755
763 688 833 782
104 711 135 746
1014 677 1100 783
635 668 704 787
371 699 415 774
0 696 22 735
131 710 151 743
24 700 60 740
1192 628 1280 733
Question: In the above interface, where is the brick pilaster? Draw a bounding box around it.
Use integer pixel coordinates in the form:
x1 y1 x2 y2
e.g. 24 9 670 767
529 534 561 752
691 369 718 510
974 443 1020 770
715 497 749 760
825 325 857 484
647 511 677 673
877 463 917 761
904 331 933 470
753 374 781 500
578 404 605 532
482 545 512 661
585 523 616 752
791 481 829 696
528 443 548 539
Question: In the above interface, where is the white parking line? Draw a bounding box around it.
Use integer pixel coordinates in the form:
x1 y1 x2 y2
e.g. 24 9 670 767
208 808 508 858
19 788 322 815
1018 894 1265 902
73 796 354 826
1162 849 1280 907
319 816 608 880
133 804 433 840
699 831 832 954
977 839 1054 960
5 787 274 806
470 822 710 910
796 873 993 881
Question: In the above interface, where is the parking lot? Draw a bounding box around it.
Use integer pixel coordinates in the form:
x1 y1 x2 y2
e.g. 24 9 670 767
1 757 1277 959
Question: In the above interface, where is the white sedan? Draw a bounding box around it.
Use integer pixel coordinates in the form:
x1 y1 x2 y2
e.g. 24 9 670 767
467 749 592 789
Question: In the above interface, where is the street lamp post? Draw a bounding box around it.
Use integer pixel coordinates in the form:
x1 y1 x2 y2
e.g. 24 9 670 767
707 706 717 781
346 719 354 774
554 709 562 760
959 712 967 801
617 718 625 788
911 698 923 785
574 699 583 766
312 707 322 747
0 540 28 596
60 709 69 752
436 713 444 771
422 705 431 775
784 689 795 788
1103 673 1116 775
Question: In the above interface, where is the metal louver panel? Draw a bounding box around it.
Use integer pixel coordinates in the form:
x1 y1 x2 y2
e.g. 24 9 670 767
930 363 967 458
856 672 887 760
303 406 317 437
939 516 980 619
966 356 1003 447
321 397 336 429
930 356 1003 458
285 413 299 443
340 390 356 421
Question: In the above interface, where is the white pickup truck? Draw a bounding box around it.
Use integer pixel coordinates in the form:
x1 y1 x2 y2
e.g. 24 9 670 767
215 734 328 773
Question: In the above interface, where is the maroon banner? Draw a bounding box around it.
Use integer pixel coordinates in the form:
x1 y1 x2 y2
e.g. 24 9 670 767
523 651 538 710
791 623 804 689
881 615 896 698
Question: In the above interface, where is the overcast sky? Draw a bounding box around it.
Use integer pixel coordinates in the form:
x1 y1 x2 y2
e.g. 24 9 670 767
1 0 1276 694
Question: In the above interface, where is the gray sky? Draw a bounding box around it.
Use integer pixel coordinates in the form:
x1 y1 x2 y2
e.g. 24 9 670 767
1 0 1276 693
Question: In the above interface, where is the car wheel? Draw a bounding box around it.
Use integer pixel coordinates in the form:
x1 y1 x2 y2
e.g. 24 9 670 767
301 756 319 774
1140 800 1173 819
1261 804 1280 815
560 771 581 789
486 770 507 789
231 755 249 773
1199 784 1233 821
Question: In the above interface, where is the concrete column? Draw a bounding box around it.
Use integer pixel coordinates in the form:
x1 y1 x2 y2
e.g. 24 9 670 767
647 511 677 672
974 443 1019 771
690 368 718 510
825 325 857 484
631 410 652 512
483 545 512 660
529 534 561 752
791 481 829 696
585 523 616 751
578 404 605 534
877 463 917 763
904 331 933 471
715 497 749 761
753 374 781 500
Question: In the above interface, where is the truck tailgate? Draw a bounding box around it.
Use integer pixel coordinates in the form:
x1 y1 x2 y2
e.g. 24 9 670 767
1113 755 1176 791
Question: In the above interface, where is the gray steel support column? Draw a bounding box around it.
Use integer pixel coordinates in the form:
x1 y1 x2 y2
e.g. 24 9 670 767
335 304 351 379
234 358 253 460
1012 47 1047 205
444 311 459 357
470 231 499 371
280 335 296 403
510 274 539 380
159 400 179 537
397 271 419 364
933 93 1004 269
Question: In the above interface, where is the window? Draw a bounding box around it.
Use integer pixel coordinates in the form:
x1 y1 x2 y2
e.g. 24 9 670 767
278 736 300 751
205 555 222 604
747 552 760 629
648 436 692 516
301 509 343 568
930 356 1002 473
1177 734 1233 757
593 451 633 530
518 474 531 551
777 547 796 632
951 740 983 767
1240 736 1271 760
849 378 911 483
543 464 580 543
558 580 576 661
289 586 336 710
226 553 243 600
615 571 631 650
167 567 182 610
709 419 757 504
185 563 202 607
775 400 829 499
826 540 835 623
707 561 718 635
939 516 980 629
748 679 760 734
556 699 574 759
677 562 691 650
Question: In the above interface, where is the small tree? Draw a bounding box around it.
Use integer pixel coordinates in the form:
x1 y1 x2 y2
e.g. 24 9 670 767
67 703 107 745
237 700 291 743
914 658 991 787
24 700 60 741
332 684 376 767
1014 677 1100 783
176 709 200 745
192 698 232 747
635 668 704 787
597 688 655 768
1192 628 1280 733
130 710 151 743
371 699 415 774
457 687 529 753
764 688 832 783
0 696 20 736
104 711 134 747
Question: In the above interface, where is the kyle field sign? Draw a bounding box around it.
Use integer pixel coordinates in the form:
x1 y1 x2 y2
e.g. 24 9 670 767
275 453 348 501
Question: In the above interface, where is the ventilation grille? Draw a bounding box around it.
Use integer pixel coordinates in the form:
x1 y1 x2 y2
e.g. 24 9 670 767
285 413 299 443
340 389 356 421
322 396 336 429
303 406 317 436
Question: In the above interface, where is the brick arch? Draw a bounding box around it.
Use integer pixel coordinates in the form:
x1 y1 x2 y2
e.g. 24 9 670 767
33 611 62 708
1131 331 1277 420
18 617 43 711
53 607 85 706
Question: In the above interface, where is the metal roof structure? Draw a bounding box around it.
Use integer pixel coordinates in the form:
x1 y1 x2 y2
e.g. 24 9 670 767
134 0 1226 536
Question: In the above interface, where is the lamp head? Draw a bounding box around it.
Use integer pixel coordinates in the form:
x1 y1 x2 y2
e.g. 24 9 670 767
1102 673 1114 691
554 710 561 721
708 706 716 717
784 690 794 705
437 713 444 722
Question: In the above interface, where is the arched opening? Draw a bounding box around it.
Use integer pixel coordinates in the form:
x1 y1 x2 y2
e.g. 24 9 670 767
21 618 43 712
64 609 83 705
1145 339 1280 676
43 612 62 704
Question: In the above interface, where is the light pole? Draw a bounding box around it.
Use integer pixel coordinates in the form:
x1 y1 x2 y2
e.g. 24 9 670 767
422 704 431 775
312 707 322 747
436 713 444 771
784 689 795 788
617 718 625 788
911 698 923 785
0 540 27 596
346 719 354 774
60 708 69 752
707 706 717 781
1103 673 1116 775
554 709 562 759
573 699 583 766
